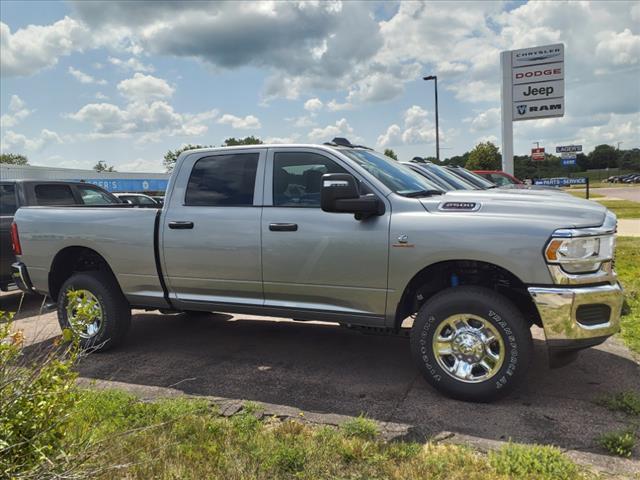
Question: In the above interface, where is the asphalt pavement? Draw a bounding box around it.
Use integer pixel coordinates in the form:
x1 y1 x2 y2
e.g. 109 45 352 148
3 290 638 469
593 186 640 202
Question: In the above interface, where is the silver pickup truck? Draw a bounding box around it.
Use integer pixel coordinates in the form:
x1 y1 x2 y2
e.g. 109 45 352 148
11 141 623 402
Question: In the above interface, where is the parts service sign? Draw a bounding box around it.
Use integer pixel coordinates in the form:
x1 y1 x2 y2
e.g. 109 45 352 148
510 44 564 121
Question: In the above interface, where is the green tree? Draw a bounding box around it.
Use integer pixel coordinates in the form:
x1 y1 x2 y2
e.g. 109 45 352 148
619 149 640 171
0 153 28 165
163 144 211 173
465 142 501 170
588 144 618 169
383 149 398 160
223 136 263 146
93 161 116 172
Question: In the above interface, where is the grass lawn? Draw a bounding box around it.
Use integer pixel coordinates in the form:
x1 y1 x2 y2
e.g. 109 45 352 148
62 389 590 480
596 200 640 219
567 191 604 199
616 237 640 354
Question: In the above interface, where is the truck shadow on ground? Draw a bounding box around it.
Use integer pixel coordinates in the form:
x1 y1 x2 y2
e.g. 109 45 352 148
60 311 639 454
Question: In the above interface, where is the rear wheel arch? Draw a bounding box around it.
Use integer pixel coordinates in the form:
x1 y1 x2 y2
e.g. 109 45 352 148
49 246 122 301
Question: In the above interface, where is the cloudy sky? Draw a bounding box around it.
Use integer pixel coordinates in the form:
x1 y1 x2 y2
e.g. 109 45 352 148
1 0 639 172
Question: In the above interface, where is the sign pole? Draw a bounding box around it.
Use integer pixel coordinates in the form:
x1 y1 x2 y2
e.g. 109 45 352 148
500 51 514 175
586 178 590 200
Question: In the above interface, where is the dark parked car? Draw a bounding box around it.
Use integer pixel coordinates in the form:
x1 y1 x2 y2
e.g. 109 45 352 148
0 180 120 290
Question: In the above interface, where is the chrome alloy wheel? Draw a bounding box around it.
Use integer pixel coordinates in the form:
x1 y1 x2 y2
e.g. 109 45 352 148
65 289 104 339
432 314 505 383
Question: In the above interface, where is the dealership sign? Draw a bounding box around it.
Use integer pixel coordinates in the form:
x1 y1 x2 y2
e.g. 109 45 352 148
556 145 582 153
79 179 169 192
533 177 587 186
501 43 565 173
561 153 577 166
531 147 545 161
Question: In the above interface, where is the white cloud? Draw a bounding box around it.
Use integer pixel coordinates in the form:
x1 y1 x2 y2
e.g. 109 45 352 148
377 105 436 148
0 95 33 128
288 116 316 128
95 92 108 100
467 107 501 132
67 73 217 141
327 99 353 111
1 128 62 152
117 73 174 102
117 157 164 172
264 134 300 144
0 17 91 77
308 118 355 142
304 98 323 112
68 66 107 84
108 56 154 72
596 29 640 66
217 114 261 130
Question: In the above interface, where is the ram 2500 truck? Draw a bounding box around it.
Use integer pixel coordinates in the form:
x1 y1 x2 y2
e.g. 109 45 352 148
11 141 623 402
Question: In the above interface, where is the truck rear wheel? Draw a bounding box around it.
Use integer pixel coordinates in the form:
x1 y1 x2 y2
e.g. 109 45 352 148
410 286 532 402
57 271 131 351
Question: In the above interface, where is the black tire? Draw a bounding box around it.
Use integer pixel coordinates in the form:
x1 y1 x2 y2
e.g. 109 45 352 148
57 271 131 351
410 286 532 402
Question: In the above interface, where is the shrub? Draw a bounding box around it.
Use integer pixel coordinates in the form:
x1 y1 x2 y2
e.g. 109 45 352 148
0 310 81 479
597 429 636 458
341 415 379 440
596 391 640 416
489 443 579 480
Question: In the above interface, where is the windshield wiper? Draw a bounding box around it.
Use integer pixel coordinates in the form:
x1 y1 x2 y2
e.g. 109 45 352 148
405 189 444 198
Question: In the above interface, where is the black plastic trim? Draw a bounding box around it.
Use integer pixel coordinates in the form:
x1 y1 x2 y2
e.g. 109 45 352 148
153 210 173 309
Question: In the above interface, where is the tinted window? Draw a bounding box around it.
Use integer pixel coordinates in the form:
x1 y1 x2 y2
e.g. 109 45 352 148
0 184 17 215
137 195 157 205
186 153 259 206
273 152 347 207
340 149 436 196
77 185 116 205
34 184 76 205
489 174 515 186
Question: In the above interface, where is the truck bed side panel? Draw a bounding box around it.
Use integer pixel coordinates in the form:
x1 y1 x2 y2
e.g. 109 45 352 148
15 207 167 307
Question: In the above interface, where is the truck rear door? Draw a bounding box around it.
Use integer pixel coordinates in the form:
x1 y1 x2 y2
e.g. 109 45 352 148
160 148 266 308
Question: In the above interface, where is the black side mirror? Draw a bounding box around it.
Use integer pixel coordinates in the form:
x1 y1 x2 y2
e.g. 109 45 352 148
320 173 384 219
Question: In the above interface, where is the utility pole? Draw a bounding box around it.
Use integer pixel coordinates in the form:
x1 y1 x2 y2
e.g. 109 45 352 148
423 75 440 163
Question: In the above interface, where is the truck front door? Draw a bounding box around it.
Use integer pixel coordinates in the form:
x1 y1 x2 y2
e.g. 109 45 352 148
161 149 266 308
261 148 390 323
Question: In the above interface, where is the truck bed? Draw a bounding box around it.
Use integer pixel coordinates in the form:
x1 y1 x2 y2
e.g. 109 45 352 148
14 205 167 307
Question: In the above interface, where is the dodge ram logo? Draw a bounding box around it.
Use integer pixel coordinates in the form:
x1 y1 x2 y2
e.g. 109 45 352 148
517 105 527 115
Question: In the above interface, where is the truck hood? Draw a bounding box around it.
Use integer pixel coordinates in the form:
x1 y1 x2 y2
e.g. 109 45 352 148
419 189 607 229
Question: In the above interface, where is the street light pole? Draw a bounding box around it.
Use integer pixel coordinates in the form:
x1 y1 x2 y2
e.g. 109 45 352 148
423 75 439 163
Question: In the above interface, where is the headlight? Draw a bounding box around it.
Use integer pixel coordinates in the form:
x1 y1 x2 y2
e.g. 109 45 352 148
545 235 615 273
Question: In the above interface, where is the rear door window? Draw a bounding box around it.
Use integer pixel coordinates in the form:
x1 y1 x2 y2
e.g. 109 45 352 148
76 185 117 205
0 184 17 215
34 184 76 205
185 153 259 206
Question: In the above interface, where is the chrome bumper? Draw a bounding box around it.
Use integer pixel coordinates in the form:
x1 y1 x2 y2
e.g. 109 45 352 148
11 262 35 293
528 283 623 346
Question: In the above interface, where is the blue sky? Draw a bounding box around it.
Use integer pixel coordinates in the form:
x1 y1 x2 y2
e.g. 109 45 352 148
1 1 639 172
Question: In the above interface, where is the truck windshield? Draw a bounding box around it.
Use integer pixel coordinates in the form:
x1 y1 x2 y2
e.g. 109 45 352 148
340 149 443 196
446 167 497 189
412 163 477 190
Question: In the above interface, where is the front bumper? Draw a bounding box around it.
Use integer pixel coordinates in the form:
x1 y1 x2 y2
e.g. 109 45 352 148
528 283 623 364
11 262 35 293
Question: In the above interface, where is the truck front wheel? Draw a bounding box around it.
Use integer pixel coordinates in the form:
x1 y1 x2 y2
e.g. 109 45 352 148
410 286 532 402
57 271 131 351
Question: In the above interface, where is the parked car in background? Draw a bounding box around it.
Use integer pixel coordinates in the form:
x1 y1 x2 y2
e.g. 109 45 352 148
151 195 165 205
606 173 640 183
404 160 479 190
474 170 524 187
0 180 120 290
12 139 622 402
114 192 161 207
445 166 498 189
